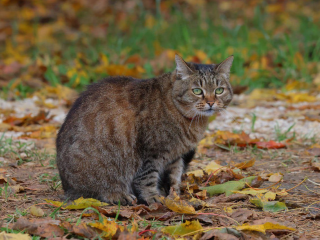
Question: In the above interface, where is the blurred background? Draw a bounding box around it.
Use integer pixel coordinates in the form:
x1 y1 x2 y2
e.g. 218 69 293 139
0 0 320 98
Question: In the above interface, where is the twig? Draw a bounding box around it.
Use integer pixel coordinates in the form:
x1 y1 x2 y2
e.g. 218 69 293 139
304 184 320 195
285 177 308 192
139 229 157 236
307 179 320 186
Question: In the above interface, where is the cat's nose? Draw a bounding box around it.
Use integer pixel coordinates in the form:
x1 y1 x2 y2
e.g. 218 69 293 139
207 101 214 107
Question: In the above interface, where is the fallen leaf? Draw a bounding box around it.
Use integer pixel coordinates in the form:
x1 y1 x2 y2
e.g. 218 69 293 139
3 110 53 127
45 197 108 209
268 172 283 182
308 144 320 157
89 217 123 238
256 141 286 149
234 158 256 170
204 160 228 174
161 220 202 236
250 199 287 212
201 176 257 197
30 205 45 217
12 217 64 238
9 185 25 194
235 222 295 233
187 169 204 178
161 194 196 214
200 229 239 240
73 222 97 239
230 209 255 223
311 161 320 171
0 232 32 240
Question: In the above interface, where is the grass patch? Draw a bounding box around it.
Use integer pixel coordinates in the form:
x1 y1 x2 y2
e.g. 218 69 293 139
0 1 319 97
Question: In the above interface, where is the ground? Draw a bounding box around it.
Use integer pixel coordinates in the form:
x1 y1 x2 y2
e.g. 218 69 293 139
0 91 319 239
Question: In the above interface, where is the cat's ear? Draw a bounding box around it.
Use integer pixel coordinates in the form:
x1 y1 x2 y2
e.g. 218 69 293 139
215 55 234 74
175 54 194 80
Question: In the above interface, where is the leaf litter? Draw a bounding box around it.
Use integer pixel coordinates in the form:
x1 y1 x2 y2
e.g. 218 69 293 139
1 90 320 239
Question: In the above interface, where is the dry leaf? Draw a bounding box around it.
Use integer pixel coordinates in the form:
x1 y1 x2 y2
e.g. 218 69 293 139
234 158 256 170
89 217 123 238
30 205 45 217
235 222 295 233
161 195 196 214
0 232 31 240
268 173 283 182
161 220 202 236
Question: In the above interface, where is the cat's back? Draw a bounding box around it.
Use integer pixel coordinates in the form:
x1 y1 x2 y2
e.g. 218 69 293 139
57 74 171 143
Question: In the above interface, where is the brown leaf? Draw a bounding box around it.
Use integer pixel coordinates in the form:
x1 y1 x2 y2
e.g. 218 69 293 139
234 158 256 170
3 110 53 127
311 161 320 171
207 193 249 204
200 229 239 240
13 217 64 238
93 206 135 219
229 208 255 223
72 222 97 239
250 176 264 188
118 231 140 240
308 148 320 157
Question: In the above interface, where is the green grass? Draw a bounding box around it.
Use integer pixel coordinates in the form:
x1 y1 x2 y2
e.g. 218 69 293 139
0 1 320 97
0 135 56 166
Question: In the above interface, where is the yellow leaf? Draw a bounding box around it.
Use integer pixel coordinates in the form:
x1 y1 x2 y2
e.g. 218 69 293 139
198 136 215 148
187 170 204 178
30 205 44 217
234 188 268 196
286 92 316 103
189 197 206 207
0 232 32 240
161 196 196 214
89 217 123 238
45 197 108 209
236 222 296 233
204 161 227 174
276 189 289 196
249 89 277 101
224 206 234 214
162 220 202 236
264 191 276 201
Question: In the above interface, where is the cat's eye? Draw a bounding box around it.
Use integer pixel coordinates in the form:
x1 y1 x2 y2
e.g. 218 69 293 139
215 87 224 95
192 88 203 95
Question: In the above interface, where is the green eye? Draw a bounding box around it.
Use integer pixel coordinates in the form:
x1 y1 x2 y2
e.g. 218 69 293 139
215 87 224 94
192 88 203 95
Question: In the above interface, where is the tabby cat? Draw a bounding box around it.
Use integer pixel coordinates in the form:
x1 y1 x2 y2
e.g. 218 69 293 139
56 54 234 205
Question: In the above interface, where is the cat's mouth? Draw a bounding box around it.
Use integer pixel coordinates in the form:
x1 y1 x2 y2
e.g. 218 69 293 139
200 109 215 116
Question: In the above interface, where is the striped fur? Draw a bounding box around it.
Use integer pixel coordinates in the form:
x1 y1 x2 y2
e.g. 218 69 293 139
56 55 234 205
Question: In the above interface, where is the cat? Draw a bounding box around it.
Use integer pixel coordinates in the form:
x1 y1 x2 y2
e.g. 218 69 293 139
56 54 234 205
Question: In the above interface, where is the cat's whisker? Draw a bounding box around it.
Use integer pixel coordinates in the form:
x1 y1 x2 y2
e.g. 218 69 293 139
188 111 198 132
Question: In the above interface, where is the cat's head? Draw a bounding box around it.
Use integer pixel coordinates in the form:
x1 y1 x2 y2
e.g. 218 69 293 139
172 54 234 118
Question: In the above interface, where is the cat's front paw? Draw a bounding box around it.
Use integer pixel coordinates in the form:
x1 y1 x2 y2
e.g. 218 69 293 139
170 185 181 196
101 193 136 206
145 195 161 205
